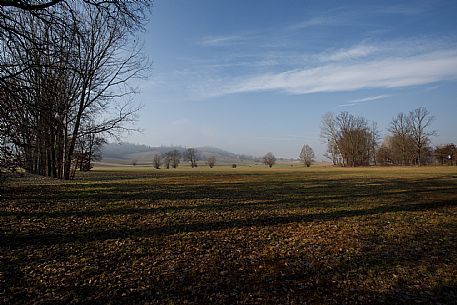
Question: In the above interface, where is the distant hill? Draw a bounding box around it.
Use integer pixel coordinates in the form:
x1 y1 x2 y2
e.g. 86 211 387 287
101 142 258 164
101 142 154 159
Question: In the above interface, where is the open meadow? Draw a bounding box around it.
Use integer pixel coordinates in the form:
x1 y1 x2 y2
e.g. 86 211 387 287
1 165 457 304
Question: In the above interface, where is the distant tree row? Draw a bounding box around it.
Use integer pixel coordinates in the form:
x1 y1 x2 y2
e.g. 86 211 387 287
261 146 315 168
321 107 455 166
151 148 217 169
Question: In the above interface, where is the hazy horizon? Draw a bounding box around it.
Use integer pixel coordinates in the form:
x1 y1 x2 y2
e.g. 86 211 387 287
128 0 457 159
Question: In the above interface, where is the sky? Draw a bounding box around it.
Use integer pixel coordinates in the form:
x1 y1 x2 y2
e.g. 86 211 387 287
128 0 457 159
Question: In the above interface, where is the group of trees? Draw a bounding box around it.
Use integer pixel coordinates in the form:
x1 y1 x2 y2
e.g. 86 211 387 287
321 107 454 166
151 148 217 169
377 107 436 166
0 0 150 179
321 112 380 166
434 144 456 166
261 145 315 168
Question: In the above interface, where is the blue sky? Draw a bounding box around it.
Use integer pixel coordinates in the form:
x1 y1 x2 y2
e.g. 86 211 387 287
129 0 457 159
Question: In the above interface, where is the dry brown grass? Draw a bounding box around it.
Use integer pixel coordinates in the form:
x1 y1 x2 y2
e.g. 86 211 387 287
1 166 457 304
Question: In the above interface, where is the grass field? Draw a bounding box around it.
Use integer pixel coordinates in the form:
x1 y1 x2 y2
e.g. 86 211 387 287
1 166 457 304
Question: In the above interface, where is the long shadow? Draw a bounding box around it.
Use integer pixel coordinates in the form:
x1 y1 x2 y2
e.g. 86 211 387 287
2 176 456 223
0 199 279 219
2 199 455 249
2 172 457 304
3 176 456 203
55 221 457 305
256 224 457 304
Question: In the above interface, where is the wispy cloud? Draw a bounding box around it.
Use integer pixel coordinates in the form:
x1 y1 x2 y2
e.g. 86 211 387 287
148 38 457 103
199 35 250 47
288 16 335 31
338 94 391 107
220 50 457 96
375 4 426 15
319 45 378 62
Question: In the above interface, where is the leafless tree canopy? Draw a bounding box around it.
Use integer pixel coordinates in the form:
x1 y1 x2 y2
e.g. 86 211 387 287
408 107 436 165
164 150 181 169
152 154 161 169
74 134 106 172
184 148 199 168
388 112 413 165
263 152 276 168
207 156 216 168
382 107 436 166
321 112 379 166
320 108 438 167
434 144 456 166
299 144 315 167
0 0 151 179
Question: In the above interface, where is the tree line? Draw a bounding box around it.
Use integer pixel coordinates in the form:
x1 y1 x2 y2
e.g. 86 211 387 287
0 0 151 179
149 148 217 169
321 107 456 166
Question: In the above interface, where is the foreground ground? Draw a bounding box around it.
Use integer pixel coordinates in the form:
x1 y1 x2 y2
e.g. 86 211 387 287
1 166 457 304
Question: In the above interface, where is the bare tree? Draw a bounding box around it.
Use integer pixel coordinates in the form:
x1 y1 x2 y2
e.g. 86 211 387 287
61 5 148 179
0 122 21 182
165 150 181 169
321 112 343 166
369 122 381 165
184 148 199 168
0 0 64 10
152 154 161 169
74 134 106 172
0 1 150 83
376 143 392 166
263 152 276 168
207 156 216 168
321 112 378 167
434 144 456 165
378 134 416 166
337 112 372 166
408 107 436 166
389 112 412 166
0 1 150 179
299 144 315 167
163 153 171 169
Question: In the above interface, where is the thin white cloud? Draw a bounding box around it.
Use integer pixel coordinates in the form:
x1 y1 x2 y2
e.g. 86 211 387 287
338 94 391 107
288 16 335 31
146 39 457 103
199 35 249 47
221 50 457 96
319 45 378 62
347 94 391 103
375 4 426 15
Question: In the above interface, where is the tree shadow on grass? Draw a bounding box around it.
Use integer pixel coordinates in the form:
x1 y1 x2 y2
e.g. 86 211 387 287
87 223 457 305
2 198 456 249
2 173 457 304
2 175 456 220
251 224 457 305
